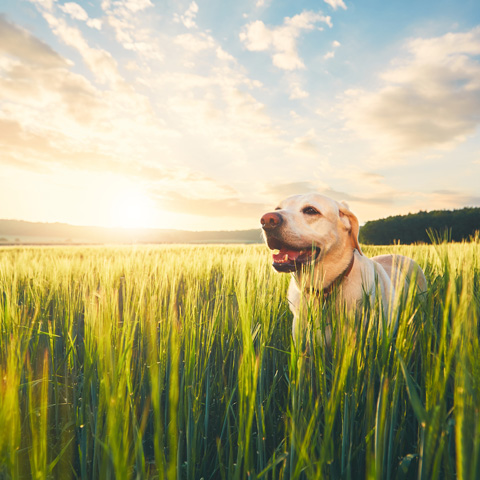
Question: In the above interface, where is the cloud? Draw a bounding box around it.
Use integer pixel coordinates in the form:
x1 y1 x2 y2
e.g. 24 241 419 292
262 181 395 208
0 16 177 176
0 117 147 179
360 172 385 183
155 192 267 218
123 0 154 13
0 111 245 217
29 0 54 11
101 0 153 14
157 68 280 146
323 0 347 10
429 189 480 208
0 119 56 172
0 15 67 67
324 39 341 59
174 32 215 53
288 129 320 157
174 2 199 29
289 82 309 99
39 0 282 152
101 0 163 60
58 3 87 21
0 19 275 216
239 10 332 70
255 0 272 7
319 187 395 206
41 12 123 85
344 27 480 154
264 181 320 200
7 2 368 230
59 2 102 29
0 17 106 126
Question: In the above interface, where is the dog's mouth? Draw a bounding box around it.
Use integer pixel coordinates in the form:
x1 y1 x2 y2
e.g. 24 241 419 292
271 245 321 273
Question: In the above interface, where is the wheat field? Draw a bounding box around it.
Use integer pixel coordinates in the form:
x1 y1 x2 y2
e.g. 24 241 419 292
0 241 479 479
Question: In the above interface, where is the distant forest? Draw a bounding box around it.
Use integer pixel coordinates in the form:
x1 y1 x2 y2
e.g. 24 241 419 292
359 207 480 245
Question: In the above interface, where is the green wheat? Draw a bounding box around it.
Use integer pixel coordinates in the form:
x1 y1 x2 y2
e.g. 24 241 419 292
0 241 478 479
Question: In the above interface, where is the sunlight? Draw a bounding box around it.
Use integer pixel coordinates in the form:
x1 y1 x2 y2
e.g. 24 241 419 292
109 187 156 229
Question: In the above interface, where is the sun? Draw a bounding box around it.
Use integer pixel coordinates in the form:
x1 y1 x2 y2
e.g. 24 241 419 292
109 188 156 229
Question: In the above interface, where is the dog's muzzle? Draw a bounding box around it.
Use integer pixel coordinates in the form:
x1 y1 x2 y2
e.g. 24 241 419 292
260 211 283 231
260 210 320 273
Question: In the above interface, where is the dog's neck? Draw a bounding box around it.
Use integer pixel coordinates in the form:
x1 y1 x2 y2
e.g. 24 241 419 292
320 252 355 298
294 247 358 299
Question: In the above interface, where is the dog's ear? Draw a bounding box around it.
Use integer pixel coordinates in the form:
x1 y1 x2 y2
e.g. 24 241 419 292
339 202 363 255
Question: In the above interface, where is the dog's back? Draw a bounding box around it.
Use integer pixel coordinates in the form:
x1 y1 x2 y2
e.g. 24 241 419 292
371 254 427 297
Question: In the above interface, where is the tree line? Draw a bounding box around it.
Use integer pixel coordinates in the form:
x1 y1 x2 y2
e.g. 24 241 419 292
358 207 480 245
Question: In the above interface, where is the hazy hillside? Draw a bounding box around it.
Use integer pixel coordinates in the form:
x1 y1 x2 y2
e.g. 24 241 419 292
0 219 264 245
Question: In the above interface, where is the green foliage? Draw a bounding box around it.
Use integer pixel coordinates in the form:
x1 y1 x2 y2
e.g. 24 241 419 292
0 242 479 479
359 207 480 245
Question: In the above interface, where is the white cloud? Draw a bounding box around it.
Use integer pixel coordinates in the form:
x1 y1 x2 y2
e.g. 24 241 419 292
0 15 176 179
0 15 67 68
165 85 278 144
216 46 236 62
344 27 480 154
174 2 199 29
29 0 54 11
123 0 154 13
87 19 102 30
290 110 301 121
239 11 332 70
324 40 340 59
323 0 347 10
42 12 122 85
289 82 309 99
174 32 215 53
99 0 163 60
286 10 332 29
288 128 320 157
59 2 103 30
59 2 88 21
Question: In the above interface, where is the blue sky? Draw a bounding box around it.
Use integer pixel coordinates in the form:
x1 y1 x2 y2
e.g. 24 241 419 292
1 0 479 230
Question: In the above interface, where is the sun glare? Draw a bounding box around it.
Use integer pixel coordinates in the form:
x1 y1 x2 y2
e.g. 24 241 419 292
109 188 156 229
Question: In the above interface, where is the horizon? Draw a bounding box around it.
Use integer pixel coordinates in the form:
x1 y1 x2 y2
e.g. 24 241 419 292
1 0 480 231
2 202 480 234
0 216 260 232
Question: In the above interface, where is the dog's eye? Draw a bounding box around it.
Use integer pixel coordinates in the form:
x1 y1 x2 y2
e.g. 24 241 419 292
302 206 320 215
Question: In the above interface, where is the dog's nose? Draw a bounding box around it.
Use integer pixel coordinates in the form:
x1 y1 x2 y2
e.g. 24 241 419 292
261 212 283 230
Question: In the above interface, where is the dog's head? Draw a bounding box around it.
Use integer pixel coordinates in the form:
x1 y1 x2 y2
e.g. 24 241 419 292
260 193 362 273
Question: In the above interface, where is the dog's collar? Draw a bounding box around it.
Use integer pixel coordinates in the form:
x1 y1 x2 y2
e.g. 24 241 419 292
307 251 356 301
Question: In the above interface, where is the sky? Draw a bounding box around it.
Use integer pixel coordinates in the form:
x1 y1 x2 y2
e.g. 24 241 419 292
1 0 480 231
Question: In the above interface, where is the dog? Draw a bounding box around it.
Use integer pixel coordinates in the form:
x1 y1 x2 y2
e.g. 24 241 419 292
260 193 427 345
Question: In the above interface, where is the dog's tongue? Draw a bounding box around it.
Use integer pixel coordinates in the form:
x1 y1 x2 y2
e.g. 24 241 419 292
273 248 301 263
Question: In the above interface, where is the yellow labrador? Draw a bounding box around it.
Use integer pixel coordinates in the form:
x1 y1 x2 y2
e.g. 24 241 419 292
260 193 427 344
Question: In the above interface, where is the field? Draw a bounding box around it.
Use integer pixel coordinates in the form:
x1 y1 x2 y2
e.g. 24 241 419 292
0 242 479 480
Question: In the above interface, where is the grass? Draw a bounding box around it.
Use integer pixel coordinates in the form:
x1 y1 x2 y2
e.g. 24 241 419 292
0 241 479 479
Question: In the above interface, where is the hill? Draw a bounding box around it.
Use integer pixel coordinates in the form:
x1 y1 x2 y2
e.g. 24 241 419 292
359 207 480 245
0 219 264 245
